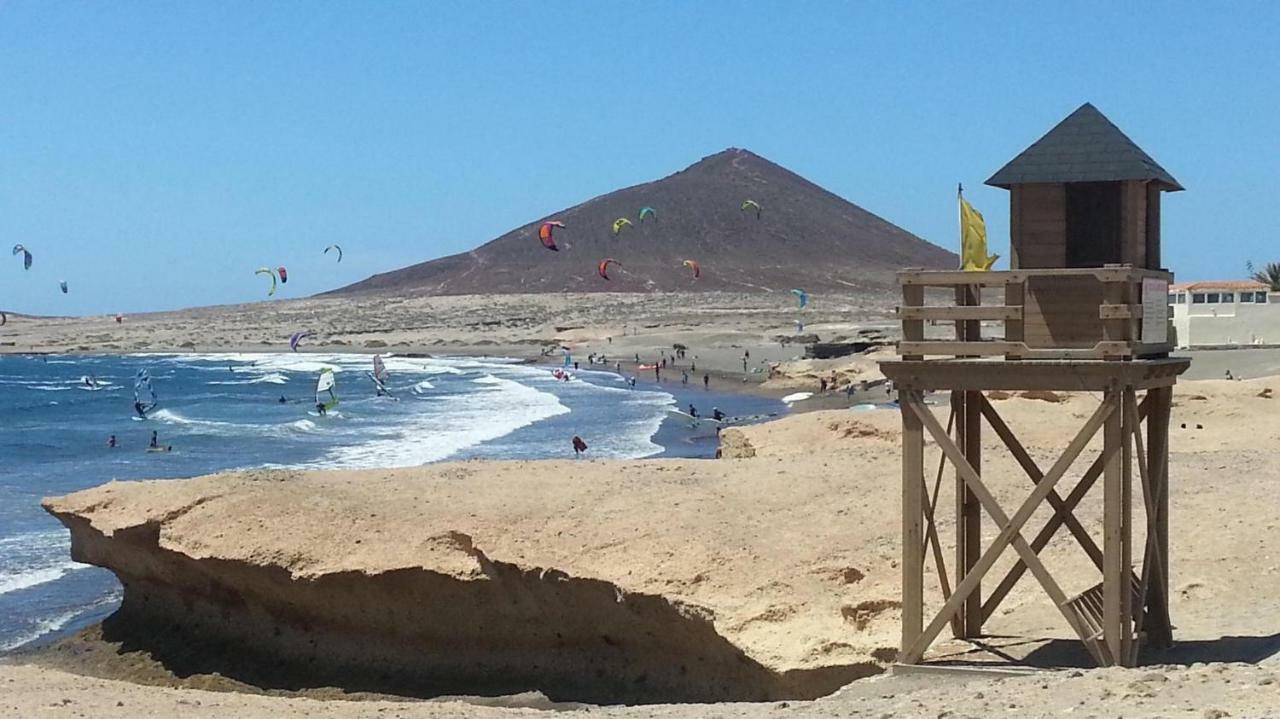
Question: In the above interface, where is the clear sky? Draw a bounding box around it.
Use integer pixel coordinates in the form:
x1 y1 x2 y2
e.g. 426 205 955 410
2 1 1277 316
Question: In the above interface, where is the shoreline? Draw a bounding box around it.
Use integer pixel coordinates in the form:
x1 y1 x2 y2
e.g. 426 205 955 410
11 342 831 402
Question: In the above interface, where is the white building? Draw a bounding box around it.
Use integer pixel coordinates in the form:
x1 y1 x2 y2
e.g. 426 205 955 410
1169 280 1280 348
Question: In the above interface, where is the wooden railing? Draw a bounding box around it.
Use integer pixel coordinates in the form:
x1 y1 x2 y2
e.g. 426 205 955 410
897 265 1175 360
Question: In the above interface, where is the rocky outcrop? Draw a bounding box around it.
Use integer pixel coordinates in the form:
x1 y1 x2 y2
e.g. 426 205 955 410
43 472 878 703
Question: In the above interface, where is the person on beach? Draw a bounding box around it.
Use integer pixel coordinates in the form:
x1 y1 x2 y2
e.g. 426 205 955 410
149 430 159 449
688 404 698 418
654 365 661 382
703 373 709 389
316 401 327 416
107 434 117 448
627 377 637 389
712 407 725 421
742 357 748 372
133 400 149 419
635 353 640 364
682 370 689 385
572 435 588 458
616 362 622 374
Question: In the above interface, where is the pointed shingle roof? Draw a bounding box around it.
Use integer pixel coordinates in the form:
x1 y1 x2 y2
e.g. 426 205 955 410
986 103 1183 191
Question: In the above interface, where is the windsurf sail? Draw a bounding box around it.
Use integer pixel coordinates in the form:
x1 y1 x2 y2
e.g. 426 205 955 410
316 368 339 411
368 354 393 396
289 331 312 352
134 369 157 411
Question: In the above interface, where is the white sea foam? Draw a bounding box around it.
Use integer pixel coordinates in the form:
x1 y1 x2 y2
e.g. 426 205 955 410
411 379 435 394
0 561 85 595
30 385 72 392
207 372 289 386
149 409 321 437
0 532 88 597
308 372 570 469
0 590 122 652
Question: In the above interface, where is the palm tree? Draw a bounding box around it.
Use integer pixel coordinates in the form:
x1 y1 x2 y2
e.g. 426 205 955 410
1246 261 1280 291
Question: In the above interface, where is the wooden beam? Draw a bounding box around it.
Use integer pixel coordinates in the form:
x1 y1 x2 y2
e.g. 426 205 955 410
898 267 1173 287
897 306 1022 321
896 340 1167 360
899 387 925 659
898 393 1115 664
1099 304 1144 320
879 358 1190 393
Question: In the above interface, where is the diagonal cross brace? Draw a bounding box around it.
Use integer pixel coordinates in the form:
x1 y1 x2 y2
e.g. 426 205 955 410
899 392 1118 664
978 395 1104 571
981 396 1151 624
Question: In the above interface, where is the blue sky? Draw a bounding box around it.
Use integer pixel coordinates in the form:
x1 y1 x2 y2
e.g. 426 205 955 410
2 2 1277 316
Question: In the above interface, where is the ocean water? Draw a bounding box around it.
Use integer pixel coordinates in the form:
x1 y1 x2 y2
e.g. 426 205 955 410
0 352 783 651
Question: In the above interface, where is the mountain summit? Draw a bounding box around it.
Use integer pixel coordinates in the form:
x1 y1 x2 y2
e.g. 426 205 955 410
329 149 954 296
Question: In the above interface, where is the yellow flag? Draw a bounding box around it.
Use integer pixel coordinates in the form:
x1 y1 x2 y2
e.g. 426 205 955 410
959 195 999 271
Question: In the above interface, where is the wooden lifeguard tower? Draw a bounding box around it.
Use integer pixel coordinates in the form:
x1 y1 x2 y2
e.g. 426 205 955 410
881 103 1190 668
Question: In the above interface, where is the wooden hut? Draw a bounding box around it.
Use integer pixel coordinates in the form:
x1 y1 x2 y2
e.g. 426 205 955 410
881 103 1190 669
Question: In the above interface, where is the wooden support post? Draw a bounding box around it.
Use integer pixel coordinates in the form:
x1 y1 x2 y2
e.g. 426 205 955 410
1004 280 1024 355
902 286 925 361
1145 386 1174 648
956 390 982 636
1102 383 1132 664
900 386 925 660
953 285 983 637
1121 388 1135 663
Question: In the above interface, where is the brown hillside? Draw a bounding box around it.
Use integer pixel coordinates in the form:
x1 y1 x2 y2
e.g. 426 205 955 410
327 149 954 296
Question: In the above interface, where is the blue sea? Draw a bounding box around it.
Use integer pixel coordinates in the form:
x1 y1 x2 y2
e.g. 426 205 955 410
0 352 783 652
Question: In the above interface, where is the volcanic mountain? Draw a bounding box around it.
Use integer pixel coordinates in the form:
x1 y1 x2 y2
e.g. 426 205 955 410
329 149 954 296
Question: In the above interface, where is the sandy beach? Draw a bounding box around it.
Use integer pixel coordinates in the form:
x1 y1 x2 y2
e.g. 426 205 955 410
4 361 1278 716
0 292 897 395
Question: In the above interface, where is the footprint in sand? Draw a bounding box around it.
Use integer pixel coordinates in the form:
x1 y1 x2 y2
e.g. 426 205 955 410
841 599 901 631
